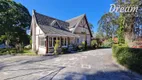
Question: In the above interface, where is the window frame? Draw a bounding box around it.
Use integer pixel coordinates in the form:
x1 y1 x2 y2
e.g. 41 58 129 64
39 37 46 47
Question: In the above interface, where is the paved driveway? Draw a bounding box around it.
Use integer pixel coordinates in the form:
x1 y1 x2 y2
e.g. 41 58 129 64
0 49 142 80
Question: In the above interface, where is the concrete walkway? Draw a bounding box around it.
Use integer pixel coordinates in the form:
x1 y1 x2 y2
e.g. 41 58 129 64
0 49 142 80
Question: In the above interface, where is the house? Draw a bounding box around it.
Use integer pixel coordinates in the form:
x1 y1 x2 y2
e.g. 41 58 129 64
31 10 93 55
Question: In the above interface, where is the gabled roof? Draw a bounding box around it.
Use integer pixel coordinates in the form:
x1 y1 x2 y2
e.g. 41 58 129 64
32 10 92 37
66 14 93 37
34 11 69 30
66 14 85 29
33 11 79 37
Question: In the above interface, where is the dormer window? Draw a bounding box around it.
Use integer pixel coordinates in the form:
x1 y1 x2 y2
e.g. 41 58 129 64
50 20 61 28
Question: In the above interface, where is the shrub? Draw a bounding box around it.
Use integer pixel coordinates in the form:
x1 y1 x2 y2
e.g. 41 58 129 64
112 44 142 74
102 39 113 48
71 44 78 51
0 48 17 55
77 45 84 51
61 47 68 54
91 40 97 49
82 41 87 50
54 40 60 55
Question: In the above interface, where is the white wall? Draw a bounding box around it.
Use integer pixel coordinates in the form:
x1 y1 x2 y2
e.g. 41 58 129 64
38 47 46 54
73 17 91 46
35 24 46 54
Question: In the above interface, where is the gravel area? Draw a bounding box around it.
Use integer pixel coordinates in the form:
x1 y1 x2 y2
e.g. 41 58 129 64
0 49 142 80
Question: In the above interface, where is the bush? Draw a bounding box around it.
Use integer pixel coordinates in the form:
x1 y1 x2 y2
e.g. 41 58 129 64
61 47 68 54
102 39 113 48
112 44 142 74
54 40 60 55
91 40 97 49
0 48 17 55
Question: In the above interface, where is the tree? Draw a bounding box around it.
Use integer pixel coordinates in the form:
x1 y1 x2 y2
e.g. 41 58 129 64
99 0 142 46
113 0 142 43
98 12 118 39
89 23 94 33
0 0 31 49
117 14 125 45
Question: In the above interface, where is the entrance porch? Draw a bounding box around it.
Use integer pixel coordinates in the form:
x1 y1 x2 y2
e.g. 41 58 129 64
46 36 79 53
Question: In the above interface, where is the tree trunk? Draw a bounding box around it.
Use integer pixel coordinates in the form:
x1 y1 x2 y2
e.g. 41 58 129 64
125 16 135 47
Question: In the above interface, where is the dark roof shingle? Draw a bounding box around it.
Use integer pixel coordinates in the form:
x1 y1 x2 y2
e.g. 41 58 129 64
34 11 79 37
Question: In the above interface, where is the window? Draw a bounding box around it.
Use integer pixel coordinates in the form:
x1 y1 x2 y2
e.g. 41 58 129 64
53 37 56 46
61 37 63 46
49 37 52 47
68 38 70 45
61 37 68 47
77 38 80 43
39 37 45 47
64 38 66 46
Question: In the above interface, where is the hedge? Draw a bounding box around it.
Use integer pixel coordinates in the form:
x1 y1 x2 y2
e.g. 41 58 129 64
112 44 142 74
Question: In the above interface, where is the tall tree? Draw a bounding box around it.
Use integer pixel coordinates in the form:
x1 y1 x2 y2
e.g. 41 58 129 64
98 12 118 39
0 0 31 47
114 0 142 43
98 0 142 46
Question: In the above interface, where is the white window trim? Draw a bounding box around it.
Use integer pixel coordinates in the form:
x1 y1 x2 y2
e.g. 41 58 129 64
48 37 69 48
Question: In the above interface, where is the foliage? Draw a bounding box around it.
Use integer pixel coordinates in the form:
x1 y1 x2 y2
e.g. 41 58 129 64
0 0 31 51
89 23 94 33
77 41 87 51
22 49 36 56
0 48 22 55
61 47 68 54
101 38 113 47
112 44 142 74
91 39 102 49
98 12 118 38
117 15 125 45
93 32 105 39
99 0 142 44
54 40 60 55
91 40 97 48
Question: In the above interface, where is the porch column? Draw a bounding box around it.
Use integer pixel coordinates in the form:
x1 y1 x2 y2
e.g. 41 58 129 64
46 36 48 53
60 37 61 47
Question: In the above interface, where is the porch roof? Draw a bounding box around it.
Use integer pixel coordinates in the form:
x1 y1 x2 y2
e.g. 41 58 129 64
39 24 79 37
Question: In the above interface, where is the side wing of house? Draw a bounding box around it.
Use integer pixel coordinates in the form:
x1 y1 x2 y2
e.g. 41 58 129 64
73 15 92 46
31 10 46 54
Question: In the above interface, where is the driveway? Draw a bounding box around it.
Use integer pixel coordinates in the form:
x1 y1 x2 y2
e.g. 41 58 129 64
0 49 142 80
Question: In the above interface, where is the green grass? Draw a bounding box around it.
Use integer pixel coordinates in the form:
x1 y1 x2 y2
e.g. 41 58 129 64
22 49 37 56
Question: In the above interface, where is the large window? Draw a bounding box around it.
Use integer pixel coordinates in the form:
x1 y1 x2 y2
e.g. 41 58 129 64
49 37 68 48
39 37 45 47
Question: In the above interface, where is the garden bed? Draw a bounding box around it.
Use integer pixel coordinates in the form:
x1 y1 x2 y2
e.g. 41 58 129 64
112 44 142 74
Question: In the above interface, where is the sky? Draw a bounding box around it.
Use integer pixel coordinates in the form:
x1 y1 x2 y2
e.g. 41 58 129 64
15 0 113 33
